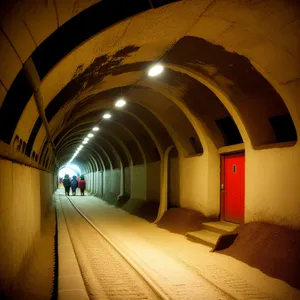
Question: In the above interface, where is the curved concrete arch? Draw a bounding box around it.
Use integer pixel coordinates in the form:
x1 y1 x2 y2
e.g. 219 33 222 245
249 59 300 142
107 120 147 165
163 63 252 147
50 111 143 166
55 120 134 168
48 83 202 157
57 137 107 172
92 135 121 169
61 105 166 158
74 76 219 155
53 108 161 163
53 119 133 170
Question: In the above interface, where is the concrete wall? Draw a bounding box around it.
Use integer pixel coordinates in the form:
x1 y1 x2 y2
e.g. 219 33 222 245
146 161 160 202
168 155 180 208
130 164 147 201
87 162 160 206
176 143 300 229
180 154 212 215
103 169 121 204
79 143 300 229
0 159 54 292
246 144 300 228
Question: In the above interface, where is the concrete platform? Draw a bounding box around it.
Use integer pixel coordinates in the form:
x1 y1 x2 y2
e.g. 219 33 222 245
186 229 221 247
186 221 239 248
55 193 89 300
202 221 239 234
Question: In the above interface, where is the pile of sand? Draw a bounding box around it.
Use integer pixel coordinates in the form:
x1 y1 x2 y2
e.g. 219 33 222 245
156 207 217 235
217 221 300 290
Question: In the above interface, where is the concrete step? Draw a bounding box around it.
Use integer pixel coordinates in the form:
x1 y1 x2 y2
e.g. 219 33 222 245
185 230 221 248
201 221 238 235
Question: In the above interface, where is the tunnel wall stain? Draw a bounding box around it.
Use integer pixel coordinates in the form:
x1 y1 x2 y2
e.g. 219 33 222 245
28 51 144 158
164 36 297 145
165 36 288 102
45 47 141 122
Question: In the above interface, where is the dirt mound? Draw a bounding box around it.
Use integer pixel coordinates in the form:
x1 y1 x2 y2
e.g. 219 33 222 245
156 208 217 235
217 221 300 290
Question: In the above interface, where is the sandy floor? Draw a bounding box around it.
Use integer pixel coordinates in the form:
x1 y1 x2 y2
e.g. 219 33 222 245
65 192 300 300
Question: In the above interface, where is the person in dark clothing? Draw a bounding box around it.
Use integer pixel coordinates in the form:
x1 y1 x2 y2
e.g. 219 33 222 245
78 175 86 196
63 174 71 196
71 175 78 196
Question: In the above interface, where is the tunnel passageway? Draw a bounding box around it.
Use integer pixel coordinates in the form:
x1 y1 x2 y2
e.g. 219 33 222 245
0 0 300 298
56 189 300 300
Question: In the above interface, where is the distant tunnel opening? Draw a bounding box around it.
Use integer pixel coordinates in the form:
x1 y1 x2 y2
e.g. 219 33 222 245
58 164 81 180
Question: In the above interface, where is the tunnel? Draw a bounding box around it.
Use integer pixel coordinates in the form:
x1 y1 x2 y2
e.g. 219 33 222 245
0 0 300 299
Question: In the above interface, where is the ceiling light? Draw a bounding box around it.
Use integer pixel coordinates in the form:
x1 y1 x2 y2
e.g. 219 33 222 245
92 127 99 131
83 141 88 144
88 133 94 138
103 113 111 119
84 137 89 141
148 64 164 77
115 99 126 107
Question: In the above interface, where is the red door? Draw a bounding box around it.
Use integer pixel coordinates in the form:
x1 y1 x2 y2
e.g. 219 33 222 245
221 153 245 223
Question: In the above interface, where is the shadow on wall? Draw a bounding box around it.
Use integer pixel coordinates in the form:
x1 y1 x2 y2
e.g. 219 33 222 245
120 198 159 223
156 207 218 235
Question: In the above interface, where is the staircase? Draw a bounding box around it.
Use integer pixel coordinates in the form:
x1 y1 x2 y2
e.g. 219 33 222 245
185 221 239 249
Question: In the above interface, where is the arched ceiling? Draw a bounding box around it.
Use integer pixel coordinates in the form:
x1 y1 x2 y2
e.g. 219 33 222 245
0 0 298 172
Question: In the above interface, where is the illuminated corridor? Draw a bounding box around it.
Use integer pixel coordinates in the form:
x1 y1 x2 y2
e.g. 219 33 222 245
0 0 300 299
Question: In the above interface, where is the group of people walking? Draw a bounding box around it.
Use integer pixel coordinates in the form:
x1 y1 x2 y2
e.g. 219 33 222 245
62 174 86 196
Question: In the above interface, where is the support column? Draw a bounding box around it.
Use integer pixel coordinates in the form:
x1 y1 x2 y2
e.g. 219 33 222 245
155 145 174 223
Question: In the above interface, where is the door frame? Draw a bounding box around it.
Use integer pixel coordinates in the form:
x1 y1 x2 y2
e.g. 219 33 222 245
220 151 245 223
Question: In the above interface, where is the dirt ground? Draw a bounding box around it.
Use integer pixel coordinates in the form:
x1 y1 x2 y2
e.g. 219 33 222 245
217 221 300 290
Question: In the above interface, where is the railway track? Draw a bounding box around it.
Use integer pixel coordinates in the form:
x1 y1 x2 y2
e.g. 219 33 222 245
60 194 168 299
59 194 234 300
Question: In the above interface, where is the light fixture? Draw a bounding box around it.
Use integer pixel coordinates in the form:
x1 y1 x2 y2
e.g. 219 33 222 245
88 133 94 138
82 141 88 144
103 113 111 119
84 137 89 141
148 64 164 77
115 99 126 107
79 145 83 149
92 127 99 131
